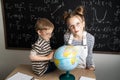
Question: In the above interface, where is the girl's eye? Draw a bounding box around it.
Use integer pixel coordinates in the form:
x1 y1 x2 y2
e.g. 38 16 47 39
76 22 80 26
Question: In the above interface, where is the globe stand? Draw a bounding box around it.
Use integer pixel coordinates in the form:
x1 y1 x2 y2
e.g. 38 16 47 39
59 71 75 80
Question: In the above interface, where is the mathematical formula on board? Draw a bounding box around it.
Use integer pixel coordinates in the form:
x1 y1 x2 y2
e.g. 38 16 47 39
2 0 120 52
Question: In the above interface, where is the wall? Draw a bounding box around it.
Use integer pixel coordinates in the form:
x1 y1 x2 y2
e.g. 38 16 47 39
0 1 31 79
94 54 120 80
0 1 120 80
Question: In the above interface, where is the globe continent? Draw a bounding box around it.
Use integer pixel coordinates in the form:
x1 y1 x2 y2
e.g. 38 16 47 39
54 45 80 71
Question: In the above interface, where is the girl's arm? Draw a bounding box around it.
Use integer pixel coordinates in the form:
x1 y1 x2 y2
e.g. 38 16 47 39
86 33 95 70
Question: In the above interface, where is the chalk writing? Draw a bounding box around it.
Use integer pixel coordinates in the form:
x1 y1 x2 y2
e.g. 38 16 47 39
2 0 120 52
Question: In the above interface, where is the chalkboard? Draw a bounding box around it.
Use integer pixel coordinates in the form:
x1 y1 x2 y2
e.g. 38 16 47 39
1 0 120 52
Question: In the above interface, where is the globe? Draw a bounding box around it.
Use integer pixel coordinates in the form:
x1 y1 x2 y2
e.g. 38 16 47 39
54 45 81 80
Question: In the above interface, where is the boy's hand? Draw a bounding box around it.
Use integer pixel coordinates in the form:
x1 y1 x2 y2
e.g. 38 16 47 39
47 51 54 59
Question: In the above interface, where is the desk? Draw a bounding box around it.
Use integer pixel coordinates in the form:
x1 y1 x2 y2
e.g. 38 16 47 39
6 64 96 80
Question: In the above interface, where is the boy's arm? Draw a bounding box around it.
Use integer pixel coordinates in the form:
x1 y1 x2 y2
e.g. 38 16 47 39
29 50 54 61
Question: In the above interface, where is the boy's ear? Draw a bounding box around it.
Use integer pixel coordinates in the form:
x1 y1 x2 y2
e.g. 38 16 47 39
37 30 41 35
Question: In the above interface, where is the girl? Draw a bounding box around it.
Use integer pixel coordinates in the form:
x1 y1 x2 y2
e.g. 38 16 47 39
63 6 95 70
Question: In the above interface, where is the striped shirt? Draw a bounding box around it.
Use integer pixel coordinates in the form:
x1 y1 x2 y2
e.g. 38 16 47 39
30 36 52 76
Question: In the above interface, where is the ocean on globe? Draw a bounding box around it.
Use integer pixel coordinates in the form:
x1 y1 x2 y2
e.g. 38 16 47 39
54 45 81 71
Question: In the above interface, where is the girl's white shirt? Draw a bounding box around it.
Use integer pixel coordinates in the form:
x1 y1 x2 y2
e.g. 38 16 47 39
68 31 88 68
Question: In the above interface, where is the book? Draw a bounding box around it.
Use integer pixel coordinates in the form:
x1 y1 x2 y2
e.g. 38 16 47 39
6 72 34 80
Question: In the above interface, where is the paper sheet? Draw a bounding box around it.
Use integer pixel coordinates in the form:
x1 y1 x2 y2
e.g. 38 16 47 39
79 76 96 80
6 72 33 80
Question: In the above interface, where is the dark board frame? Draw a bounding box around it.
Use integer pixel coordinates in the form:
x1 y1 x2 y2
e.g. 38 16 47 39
1 0 120 53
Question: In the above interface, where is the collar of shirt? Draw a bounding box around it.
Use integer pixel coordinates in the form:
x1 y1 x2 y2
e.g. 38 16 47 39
38 35 50 44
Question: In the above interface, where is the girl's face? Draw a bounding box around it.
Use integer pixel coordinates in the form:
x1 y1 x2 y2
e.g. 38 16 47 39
37 28 53 41
67 16 85 36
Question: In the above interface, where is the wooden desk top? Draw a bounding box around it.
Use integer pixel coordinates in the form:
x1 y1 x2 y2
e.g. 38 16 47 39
6 64 96 80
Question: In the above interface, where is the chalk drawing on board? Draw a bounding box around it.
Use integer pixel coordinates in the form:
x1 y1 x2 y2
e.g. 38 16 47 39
51 2 64 18
2 0 120 52
93 7 107 23
107 37 120 50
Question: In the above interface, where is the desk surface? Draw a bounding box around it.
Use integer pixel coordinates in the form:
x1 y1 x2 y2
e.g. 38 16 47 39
6 64 96 80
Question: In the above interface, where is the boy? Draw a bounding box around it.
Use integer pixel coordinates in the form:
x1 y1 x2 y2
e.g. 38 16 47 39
29 18 56 76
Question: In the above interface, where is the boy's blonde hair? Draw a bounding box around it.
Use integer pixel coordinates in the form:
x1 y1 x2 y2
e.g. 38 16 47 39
35 18 54 31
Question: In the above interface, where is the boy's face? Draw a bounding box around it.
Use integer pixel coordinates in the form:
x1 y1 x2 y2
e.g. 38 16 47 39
37 28 53 41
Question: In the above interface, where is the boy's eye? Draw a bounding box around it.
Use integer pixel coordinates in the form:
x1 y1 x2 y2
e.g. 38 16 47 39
45 32 54 36
69 25 74 28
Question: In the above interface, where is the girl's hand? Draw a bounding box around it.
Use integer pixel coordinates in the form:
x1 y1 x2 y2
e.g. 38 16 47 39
87 66 95 71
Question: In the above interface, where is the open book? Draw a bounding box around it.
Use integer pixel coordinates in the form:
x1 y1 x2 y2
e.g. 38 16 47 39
6 72 34 80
